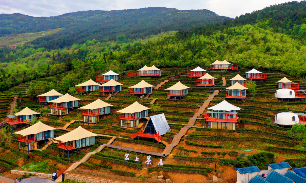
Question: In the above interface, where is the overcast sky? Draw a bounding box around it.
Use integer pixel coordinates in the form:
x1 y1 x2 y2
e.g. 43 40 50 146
0 0 302 18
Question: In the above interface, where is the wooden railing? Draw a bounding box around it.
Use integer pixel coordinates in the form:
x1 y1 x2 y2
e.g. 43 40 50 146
130 89 146 94
196 80 214 86
77 88 87 92
210 64 239 70
50 104 66 109
99 88 113 92
17 136 35 143
188 72 205 78
204 113 238 123
130 131 162 142
226 91 246 98
96 76 109 82
119 113 138 120
128 71 138 77
57 142 75 150
295 91 306 98
282 83 299 90
246 74 267 79
38 97 47 102
167 91 184 96
82 111 99 116
139 73 160 77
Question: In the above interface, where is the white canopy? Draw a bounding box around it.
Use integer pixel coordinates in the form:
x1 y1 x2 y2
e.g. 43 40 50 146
129 80 153 88
139 65 160 71
54 126 98 143
38 89 63 97
101 79 123 87
246 68 262 74
75 79 101 87
15 107 40 116
15 121 56 136
226 82 248 90
150 113 170 136
102 70 119 76
190 66 206 72
199 73 216 80
117 101 149 114
211 60 231 65
230 74 246 81
80 99 112 110
208 100 241 111
165 81 189 91
277 77 293 83
51 93 80 103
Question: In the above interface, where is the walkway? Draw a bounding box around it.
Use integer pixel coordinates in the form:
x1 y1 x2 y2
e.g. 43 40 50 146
105 91 119 100
61 120 76 130
20 177 54 183
37 138 54 151
55 136 116 182
162 90 219 155
222 77 226 86
146 79 169 100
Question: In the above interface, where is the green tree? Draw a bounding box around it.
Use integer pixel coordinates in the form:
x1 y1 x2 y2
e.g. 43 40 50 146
288 123 306 147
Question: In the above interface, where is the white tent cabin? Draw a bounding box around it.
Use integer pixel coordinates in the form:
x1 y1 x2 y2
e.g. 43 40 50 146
117 101 150 128
8 107 40 124
210 60 238 70
37 89 63 103
204 100 241 130
50 93 80 116
15 121 56 153
75 79 101 94
80 99 112 124
246 68 267 80
230 74 247 86
196 73 216 87
128 65 161 77
129 80 154 95
188 66 206 78
99 79 123 94
276 77 299 90
54 126 98 158
275 89 306 102
226 82 248 100
274 112 306 128
165 81 189 99
96 70 120 83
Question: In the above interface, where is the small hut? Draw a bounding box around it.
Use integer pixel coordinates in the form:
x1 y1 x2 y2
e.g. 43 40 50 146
7 107 40 124
37 89 63 103
128 65 161 77
50 93 80 116
80 99 112 124
96 70 120 83
236 166 261 183
226 82 248 100
129 80 153 95
117 101 149 128
210 60 238 70
15 121 56 153
204 100 240 130
230 74 247 86
54 126 98 158
246 68 267 80
130 113 170 142
196 73 216 86
165 81 189 99
188 66 206 78
75 79 101 94
277 77 299 90
99 79 123 94
275 89 306 102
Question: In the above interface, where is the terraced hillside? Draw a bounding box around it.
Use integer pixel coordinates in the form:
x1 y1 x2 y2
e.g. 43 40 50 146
1 67 306 182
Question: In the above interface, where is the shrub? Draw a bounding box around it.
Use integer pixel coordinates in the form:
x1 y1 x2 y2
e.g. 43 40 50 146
228 151 238 157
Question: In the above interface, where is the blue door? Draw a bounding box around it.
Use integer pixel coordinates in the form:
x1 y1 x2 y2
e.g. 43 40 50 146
45 131 51 139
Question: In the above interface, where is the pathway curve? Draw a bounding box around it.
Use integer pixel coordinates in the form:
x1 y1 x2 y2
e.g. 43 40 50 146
222 77 226 86
105 91 119 100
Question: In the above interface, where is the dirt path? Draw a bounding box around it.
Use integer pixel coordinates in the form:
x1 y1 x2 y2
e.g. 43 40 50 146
0 96 17 128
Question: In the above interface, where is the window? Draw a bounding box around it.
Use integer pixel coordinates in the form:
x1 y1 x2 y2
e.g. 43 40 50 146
292 116 295 121
290 91 293 95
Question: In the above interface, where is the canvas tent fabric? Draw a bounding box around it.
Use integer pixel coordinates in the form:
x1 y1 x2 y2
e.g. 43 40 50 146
277 77 293 83
139 65 160 71
15 121 56 136
236 166 261 174
190 66 206 72
38 89 63 97
269 162 292 170
51 93 80 103
210 60 231 65
208 100 241 111
226 82 248 90
101 79 123 87
15 107 40 116
102 70 119 76
138 65 148 71
75 79 101 87
165 81 189 90
129 80 153 88
80 99 112 110
144 113 170 136
265 171 294 183
199 73 216 79
54 126 98 143
246 68 262 74
248 175 269 183
150 65 160 70
230 74 246 81
285 171 306 183
117 101 149 113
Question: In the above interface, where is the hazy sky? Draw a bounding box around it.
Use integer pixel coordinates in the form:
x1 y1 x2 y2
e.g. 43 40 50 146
0 0 301 18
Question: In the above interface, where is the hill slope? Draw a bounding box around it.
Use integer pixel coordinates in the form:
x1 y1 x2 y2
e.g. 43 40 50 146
0 7 229 49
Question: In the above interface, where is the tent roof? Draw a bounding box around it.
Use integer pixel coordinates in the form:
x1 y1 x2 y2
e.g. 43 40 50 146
277 77 293 83
139 65 160 71
38 89 63 97
199 73 216 79
150 65 160 70
211 60 231 65
226 82 248 90
102 70 119 76
138 65 148 71
101 79 123 87
208 100 241 111
80 99 112 110
190 66 206 72
117 101 149 113
15 107 40 116
129 80 153 88
15 121 56 136
246 68 262 74
230 74 246 81
165 81 189 90
54 126 98 143
236 166 261 174
149 113 170 136
51 93 80 103
75 79 101 87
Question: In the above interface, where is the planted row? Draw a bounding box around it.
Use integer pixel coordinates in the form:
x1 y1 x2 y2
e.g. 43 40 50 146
185 141 223 148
